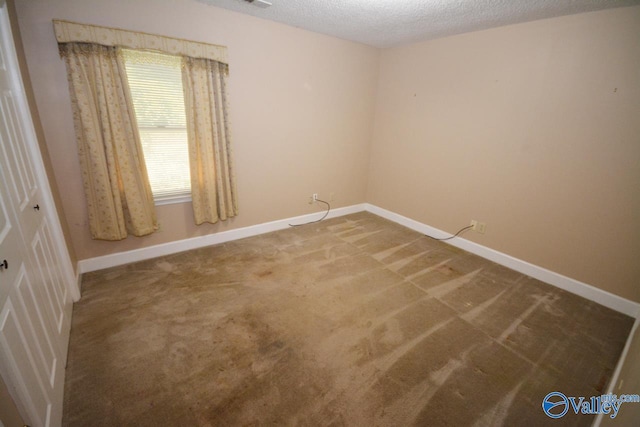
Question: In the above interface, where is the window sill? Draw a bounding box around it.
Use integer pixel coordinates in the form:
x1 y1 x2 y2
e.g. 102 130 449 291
154 195 192 206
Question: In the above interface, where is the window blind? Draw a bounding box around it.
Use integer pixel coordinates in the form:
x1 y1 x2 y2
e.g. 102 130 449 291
122 49 191 200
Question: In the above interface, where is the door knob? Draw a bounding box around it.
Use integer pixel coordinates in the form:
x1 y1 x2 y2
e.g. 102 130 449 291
0 259 7 270
33 204 40 211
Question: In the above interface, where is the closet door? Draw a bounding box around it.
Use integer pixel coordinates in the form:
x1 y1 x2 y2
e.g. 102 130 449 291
0 2 74 426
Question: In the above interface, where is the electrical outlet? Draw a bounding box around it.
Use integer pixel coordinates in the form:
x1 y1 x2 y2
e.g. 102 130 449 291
309 193 318 204
470 220 486 234
313 193 318 201
477 222 486 234
329 192 335 202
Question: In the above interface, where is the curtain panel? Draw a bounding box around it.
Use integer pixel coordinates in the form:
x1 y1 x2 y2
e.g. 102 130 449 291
56 21 237 234
59 43 157 240
182 57 239 224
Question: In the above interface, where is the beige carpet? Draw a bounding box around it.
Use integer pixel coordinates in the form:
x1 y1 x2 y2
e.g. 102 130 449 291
63 212 633 426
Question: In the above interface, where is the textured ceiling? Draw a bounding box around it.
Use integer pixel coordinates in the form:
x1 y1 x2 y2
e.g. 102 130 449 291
196 0 640 48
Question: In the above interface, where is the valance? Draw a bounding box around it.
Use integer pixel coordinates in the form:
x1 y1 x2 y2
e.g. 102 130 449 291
53 20 228 65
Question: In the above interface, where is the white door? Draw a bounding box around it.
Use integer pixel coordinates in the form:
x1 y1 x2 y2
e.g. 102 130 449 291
0 2 75 426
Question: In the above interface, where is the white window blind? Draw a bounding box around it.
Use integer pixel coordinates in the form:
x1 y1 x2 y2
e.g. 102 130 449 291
122 49 191 201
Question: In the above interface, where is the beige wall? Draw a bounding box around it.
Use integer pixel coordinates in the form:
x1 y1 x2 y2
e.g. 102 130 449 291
368 7 640 302
14 1 640 303
14 0 379 260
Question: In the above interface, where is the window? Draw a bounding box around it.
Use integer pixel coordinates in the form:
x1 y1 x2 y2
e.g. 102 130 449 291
122 49 191 202
56 20 238 235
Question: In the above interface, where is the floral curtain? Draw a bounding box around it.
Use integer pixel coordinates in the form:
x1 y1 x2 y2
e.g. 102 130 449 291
59 43 157 240
181 56 238 224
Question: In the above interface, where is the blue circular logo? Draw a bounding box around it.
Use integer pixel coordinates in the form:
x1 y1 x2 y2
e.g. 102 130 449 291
542 392 569 418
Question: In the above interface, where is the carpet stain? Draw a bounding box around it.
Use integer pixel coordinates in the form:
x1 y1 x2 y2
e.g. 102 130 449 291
63 212 633 426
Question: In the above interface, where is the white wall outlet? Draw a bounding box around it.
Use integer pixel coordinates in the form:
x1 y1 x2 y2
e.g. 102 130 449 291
313 193 318 201
309 193 318 204
329 192 335 202
470 220 486 234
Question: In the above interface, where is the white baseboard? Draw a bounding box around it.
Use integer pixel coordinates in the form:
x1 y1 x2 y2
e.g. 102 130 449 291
77 202 639 317
365 204 640 317
77 203 367 274
73 271 82 302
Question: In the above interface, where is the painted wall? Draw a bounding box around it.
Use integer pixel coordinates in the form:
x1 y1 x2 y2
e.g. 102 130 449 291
368 7 640 302
14 1 640 303
14 0 379 260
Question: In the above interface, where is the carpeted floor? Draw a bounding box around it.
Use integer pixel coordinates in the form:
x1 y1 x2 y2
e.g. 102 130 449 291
63 212 633 426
